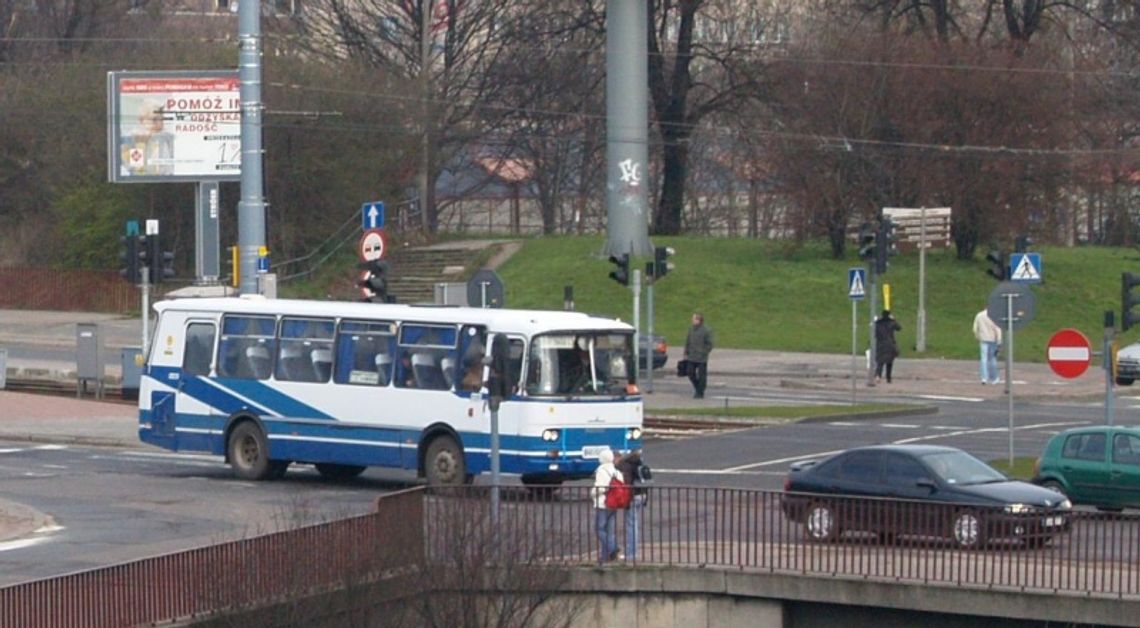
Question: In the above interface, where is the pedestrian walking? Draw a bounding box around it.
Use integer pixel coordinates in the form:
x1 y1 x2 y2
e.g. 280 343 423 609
874 310 901 383
616 450 651 562
973 308 1002 385
683 312 714 399
591 448 622 564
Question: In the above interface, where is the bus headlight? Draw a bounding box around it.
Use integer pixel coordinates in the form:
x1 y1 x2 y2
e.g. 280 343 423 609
542 429 560 442
627 427 642 440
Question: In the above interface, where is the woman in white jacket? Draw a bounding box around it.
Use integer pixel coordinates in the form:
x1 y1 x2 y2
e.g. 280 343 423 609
591 448 622 563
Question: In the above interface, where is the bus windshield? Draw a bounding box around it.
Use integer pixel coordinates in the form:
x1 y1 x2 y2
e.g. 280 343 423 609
525 332 633 397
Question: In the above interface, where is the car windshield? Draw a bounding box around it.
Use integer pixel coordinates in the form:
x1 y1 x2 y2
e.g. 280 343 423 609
921 450 1007 485
524 332 633 397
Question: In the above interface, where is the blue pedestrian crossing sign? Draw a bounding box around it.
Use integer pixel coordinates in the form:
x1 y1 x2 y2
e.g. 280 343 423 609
1009 252 1042 284
848 268 867 300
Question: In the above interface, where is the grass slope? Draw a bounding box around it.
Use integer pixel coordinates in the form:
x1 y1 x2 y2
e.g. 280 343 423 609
497 236 1139 362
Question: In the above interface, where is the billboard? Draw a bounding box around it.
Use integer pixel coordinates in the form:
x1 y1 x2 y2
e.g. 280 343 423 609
107 70 241 183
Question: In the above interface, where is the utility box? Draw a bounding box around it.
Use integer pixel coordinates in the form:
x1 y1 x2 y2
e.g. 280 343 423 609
76 323 104 399
434 282 468 306
120 346 143 401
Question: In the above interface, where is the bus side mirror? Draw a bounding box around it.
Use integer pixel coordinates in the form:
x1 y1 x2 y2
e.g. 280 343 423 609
485 335 512 411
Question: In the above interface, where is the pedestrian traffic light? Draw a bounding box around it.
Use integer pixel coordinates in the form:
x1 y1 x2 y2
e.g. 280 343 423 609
1122 272 1140 331
119 234 142 284
875 218 897 274
608 253 630 286
1015 234 1033 253
358 260 392 303
986 251 1007 281
653 246 675 279
857 222 876 261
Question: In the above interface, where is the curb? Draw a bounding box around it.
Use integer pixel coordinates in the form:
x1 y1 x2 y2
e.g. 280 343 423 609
648 403 939 429
0 432 143 450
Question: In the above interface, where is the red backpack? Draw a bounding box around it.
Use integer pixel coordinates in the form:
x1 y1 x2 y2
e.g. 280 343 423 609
604 472 632 510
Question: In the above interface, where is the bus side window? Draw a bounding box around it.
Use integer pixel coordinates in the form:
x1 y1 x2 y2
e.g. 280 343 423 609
335 320 395 386
183 322 216 376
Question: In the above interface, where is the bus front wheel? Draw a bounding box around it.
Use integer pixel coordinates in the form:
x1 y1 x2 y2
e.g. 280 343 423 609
424 435 467 486
228 422 275 481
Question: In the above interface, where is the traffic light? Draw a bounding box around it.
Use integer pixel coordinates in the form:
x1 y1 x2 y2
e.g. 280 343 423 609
653 246 675 279
858 222 876 261
119 234 142 284
1122 272 1140 331
1015 234 1032 253
986 251 1007 281
358 260 392 303
608 253 630 286
875 218 897 274
145 234 175 283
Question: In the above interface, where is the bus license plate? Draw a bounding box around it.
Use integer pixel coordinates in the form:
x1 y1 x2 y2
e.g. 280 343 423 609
582 446 607 459
1043 515 1064 527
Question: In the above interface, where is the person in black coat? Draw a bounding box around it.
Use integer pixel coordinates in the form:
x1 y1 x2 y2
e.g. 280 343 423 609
875 310 902 383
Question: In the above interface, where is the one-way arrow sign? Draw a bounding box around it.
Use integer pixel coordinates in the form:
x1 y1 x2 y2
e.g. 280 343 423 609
361 201 385 231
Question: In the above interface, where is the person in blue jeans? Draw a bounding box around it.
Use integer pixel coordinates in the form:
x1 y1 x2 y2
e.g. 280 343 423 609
591 448 621 563
616 450 648 561
973 309 1002 385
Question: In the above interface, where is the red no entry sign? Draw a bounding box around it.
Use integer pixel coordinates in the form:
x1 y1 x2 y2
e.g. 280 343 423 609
1046 328 1091 379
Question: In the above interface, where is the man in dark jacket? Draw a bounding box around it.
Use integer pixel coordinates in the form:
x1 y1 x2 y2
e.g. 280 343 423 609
683 312 714 398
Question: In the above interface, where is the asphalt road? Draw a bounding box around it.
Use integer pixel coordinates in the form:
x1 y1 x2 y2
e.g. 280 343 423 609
0 389 1128 585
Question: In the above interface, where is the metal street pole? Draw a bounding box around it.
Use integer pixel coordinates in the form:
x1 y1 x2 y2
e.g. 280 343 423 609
646 275 654 393
1006 294 1015 467
867 270 879 387
632 268 641 386
141 266 150 352
851 299 857 404
237 0 266 295
1105 310 1116 426
916 207 927 352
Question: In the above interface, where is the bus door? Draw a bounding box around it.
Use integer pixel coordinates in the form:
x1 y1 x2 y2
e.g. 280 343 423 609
174 320 220 440
484 332 524 438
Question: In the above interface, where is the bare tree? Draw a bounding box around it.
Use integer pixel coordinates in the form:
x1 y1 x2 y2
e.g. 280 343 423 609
286 0 538 234
647 0 781 235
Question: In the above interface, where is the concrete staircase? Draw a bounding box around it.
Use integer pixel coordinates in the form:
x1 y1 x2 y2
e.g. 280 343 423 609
385 246 476 304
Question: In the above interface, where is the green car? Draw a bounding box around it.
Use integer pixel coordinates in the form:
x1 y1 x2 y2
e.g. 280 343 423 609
1032 426 1140 511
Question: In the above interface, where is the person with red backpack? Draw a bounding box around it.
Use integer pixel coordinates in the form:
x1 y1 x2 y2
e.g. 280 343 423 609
591 448 624 563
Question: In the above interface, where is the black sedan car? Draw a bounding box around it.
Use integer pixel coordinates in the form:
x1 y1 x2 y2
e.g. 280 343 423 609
781 444 1072 549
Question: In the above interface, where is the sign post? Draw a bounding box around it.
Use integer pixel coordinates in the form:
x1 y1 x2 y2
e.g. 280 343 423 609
883 207 951 352
987 281 1037 467
848 268 866 404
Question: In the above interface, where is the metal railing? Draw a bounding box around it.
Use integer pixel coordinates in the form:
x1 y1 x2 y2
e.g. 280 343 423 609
2 485 1138 627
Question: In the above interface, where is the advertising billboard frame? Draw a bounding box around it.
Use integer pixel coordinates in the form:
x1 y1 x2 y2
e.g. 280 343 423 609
107 70 242 184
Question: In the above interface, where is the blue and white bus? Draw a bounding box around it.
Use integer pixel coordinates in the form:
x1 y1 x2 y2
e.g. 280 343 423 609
139 296 643 485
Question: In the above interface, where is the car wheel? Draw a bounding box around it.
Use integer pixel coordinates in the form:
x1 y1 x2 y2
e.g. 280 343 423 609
804 502 840 542
950 510 986 550
1040 480 1067 498
1116 377 1134 386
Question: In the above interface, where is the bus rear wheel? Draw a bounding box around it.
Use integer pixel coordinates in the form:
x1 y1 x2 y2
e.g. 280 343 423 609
425 435 466 486
315 463 366 480
228 422 275 481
